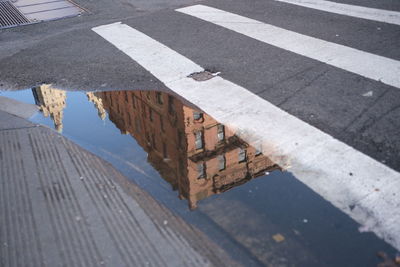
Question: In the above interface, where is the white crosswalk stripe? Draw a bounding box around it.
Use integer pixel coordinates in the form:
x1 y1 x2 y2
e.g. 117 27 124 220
274 0 400 26
92 21 400 250
176 5 400 90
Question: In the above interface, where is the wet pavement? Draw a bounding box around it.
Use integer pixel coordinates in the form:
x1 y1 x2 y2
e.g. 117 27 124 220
1 86 398 266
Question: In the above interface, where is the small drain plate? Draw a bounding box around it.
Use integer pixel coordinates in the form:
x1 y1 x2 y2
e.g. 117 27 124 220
188 70 220 81
0 0 84 29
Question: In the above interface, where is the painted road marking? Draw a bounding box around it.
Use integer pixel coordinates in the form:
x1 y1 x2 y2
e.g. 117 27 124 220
176 5 400 90
274 0 400 26
92 22 400 250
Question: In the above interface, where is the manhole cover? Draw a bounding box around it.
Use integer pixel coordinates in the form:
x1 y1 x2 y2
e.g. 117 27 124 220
0 0 85 29
0 1 30 28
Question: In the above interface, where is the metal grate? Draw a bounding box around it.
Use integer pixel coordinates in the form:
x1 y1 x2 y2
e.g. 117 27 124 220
0 0 30 28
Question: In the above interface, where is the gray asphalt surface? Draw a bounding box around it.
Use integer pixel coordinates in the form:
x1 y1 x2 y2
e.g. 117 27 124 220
1 2 400 265
1 0 399 174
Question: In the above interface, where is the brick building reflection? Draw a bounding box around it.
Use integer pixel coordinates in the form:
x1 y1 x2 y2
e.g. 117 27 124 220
88 90 281 209
32 85 66 133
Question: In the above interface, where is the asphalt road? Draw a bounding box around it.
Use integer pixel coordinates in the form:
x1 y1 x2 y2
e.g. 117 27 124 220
1 0 400 264
1 0 400 173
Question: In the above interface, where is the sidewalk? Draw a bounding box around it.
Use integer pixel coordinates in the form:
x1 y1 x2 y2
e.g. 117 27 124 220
0 96 236 267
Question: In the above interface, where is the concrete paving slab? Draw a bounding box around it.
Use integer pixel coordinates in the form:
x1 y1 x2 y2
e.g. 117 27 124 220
0 113 236 266
0 110 36 130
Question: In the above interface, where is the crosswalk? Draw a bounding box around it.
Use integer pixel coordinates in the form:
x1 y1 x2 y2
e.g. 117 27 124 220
274 0 400 26
92 2 400 251
177 5 400 89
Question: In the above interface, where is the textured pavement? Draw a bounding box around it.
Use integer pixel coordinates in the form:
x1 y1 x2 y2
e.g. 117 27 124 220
0 103 236 267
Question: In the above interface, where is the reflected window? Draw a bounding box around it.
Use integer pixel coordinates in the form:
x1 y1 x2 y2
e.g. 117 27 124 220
146 132 150 144
135 119 141 133
156 92 163 105
163 142 167 158
238 148 246 162
178 130 183 148
142 103 146 118
168 96 175 114
218 155 226 171
152 133 157 149
217 124 225 141
193 111 203 121
132 95 136 109
127 113 132 125
125 91 128 102
179 159 185 176
195 131 204 150
149 108 154 122
160 115 165 132
197 163 206 179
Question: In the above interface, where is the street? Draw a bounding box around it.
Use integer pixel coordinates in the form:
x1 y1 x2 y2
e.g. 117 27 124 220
1 0 400 266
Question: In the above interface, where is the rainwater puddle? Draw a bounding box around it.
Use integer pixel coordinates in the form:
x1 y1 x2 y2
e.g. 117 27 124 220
0 86 397 266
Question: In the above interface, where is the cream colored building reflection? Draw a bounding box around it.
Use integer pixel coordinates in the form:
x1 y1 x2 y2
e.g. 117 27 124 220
92 90 281 210
32 85 66 133
87 92 106 120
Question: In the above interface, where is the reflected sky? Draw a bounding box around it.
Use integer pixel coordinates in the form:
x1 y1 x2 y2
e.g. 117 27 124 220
16 85 282 209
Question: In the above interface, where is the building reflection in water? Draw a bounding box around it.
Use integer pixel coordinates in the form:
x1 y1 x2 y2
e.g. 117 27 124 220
31 86 282 210
32 85 66 133
87 90 282 210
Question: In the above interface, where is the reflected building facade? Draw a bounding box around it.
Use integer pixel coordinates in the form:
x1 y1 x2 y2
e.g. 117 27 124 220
32 85 66 133
29 85 280 209
86 92 106 120
91 90 281 209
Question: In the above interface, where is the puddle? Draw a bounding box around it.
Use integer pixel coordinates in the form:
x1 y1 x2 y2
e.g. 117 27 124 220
0 86 397 266
17 85 282 209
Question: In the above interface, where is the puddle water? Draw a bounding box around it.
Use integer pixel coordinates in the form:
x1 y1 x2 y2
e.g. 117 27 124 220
0 86 397 266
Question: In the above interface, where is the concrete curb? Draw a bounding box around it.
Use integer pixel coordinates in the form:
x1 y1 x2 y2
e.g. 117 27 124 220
0 96 38 119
